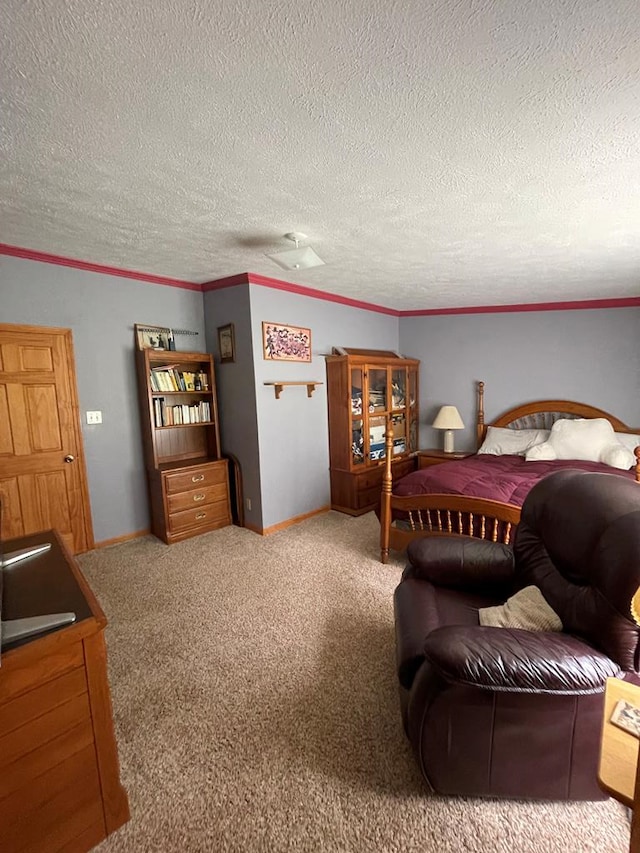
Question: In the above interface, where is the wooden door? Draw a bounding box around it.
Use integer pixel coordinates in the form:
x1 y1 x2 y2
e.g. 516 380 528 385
0 324 93 553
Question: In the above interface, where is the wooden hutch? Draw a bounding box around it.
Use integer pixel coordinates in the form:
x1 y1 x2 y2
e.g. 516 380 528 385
325 348 419 515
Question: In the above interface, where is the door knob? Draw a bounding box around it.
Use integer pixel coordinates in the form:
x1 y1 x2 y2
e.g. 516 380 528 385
64 454 75 463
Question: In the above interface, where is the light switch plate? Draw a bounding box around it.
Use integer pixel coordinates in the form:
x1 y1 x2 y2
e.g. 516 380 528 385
86 411 102 424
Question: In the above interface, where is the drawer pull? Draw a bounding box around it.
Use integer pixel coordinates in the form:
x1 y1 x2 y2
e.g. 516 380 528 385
193 493 206 502
192 474 205 483
195 512 206 520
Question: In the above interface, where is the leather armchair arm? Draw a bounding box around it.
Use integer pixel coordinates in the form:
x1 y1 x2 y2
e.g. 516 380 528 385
423 626 620 695
404 537 515 593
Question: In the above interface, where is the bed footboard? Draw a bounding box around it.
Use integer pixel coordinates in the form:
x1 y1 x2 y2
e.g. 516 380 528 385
379 428 520 564
380 493 520 563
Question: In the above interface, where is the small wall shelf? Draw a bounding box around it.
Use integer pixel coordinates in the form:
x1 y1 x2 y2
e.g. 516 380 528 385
264 381 323 400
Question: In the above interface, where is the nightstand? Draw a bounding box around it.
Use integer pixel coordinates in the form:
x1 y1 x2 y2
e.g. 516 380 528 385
598 677 640 852
417 449 473 469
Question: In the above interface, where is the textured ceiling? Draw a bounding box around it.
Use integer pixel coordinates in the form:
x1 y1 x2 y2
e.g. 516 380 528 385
2 0 640 310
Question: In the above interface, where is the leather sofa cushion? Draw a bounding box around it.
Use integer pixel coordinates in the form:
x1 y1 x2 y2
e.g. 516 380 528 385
514 470 640 671
423 625 621 694
394 579 498 690
405 537 514 593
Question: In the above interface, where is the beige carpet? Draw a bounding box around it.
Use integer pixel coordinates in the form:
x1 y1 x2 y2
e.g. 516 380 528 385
80 511 630 853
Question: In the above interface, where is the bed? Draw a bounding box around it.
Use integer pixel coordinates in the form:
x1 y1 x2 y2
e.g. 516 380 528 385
379 381 640 563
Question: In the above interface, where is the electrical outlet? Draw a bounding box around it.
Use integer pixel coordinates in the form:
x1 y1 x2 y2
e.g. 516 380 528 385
86 411 102 424
246 497 252 511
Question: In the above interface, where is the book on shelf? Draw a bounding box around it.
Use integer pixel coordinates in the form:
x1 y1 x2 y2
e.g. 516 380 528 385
153 398 212 428
148 367 209 393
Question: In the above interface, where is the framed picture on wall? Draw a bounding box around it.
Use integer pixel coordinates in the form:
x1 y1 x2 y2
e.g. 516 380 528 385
135 323 172 351
262 322 312 362
217 323 235 363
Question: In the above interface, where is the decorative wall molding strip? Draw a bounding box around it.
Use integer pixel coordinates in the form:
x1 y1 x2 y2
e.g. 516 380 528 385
248 273 398 316
201 273 249 291
94 528 150 549
399 297 640 316
2 243 639 314
0 243 201 291
203 272 397 316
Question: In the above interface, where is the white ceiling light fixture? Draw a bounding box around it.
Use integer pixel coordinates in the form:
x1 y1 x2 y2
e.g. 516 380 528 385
266 232 325 271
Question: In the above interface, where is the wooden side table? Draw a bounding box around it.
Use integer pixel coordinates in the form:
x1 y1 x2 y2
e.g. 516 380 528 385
417 449 473 469
598 677 640 852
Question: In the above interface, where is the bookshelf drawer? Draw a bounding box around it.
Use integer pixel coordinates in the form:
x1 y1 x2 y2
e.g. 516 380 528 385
168 500 230 534
167 483 228 514
164 463 227 495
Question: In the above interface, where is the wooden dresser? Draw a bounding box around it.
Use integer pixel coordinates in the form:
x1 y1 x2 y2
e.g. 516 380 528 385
148 458 231 544
0 530 129 853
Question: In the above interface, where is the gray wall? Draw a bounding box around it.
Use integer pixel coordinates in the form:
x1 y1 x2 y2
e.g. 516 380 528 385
249 285 399 529
206 282 400 531
5 252 636 542
400 307 640 452
0 255 205 543
203 284 262 530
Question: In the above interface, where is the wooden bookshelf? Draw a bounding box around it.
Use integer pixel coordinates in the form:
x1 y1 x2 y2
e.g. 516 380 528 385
135 349 231 543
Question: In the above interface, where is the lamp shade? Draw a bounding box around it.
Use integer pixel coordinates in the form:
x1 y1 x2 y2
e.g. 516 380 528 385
432 405 465 430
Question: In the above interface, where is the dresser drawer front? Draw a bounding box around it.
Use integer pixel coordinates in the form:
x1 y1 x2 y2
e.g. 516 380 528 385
167 483 228 514
164 464 227 495
357 485 383 509
356 457 415 489
168 501 230 534
357 466 384 490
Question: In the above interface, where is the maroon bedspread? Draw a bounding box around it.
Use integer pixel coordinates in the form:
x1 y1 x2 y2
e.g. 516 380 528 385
393 454 636 507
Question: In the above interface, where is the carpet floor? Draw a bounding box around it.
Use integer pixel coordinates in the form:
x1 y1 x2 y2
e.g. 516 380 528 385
80 511 630 853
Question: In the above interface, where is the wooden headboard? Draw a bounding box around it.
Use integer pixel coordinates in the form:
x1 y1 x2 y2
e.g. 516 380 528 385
475 380 637 449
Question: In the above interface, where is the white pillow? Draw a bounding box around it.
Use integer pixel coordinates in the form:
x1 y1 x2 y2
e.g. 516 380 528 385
525 441 557 461
540 418 615 463
600 442 636 470
479 586 563 632
478 426 550 456
615 432 640 454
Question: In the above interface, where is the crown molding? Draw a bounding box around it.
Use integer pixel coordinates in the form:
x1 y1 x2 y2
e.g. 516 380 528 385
2 244 638 315
399 297 640 316
0 243 201 290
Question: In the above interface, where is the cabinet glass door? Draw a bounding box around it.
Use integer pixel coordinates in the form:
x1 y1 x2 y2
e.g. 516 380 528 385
391 368 406 410
369 415 387 461
390 413 406 455
408 367 418 451
350 368 363 416
350 368 365 465
351 418 364 465
367 368 387 413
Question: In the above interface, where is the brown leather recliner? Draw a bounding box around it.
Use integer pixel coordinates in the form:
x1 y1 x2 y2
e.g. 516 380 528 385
394 469 640 800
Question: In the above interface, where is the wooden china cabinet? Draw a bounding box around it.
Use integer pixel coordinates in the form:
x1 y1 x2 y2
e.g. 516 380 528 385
325 348 420 515
135 349 231 544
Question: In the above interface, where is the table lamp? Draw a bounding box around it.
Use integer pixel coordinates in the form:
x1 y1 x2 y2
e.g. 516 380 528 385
432 405 465 453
